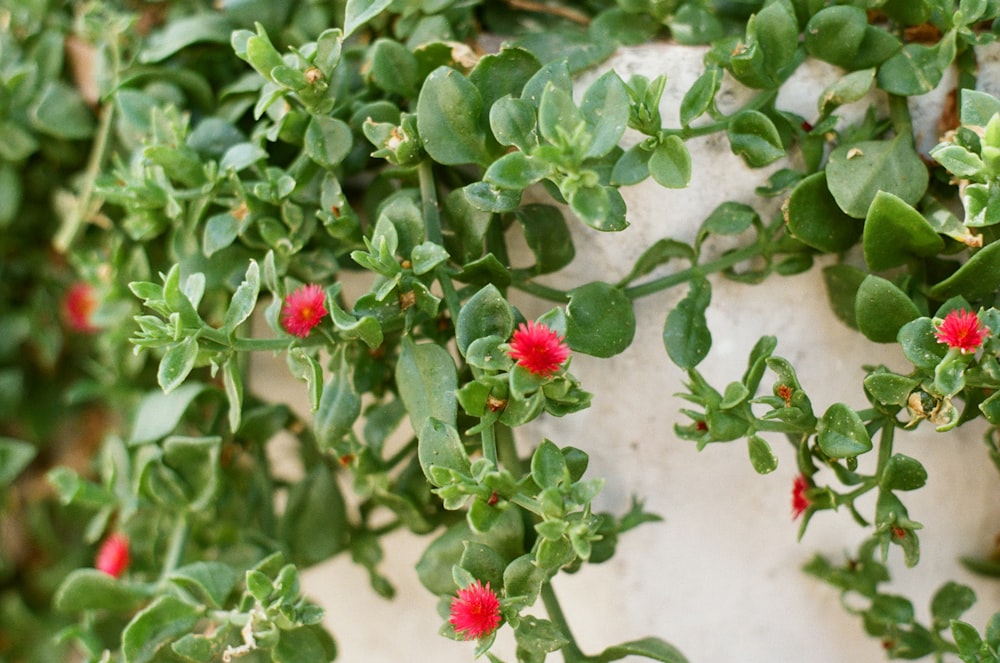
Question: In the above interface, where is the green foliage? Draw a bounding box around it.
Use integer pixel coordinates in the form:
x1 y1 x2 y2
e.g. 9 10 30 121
7 0 1000 661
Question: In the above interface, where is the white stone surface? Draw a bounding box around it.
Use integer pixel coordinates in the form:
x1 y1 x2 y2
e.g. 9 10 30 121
252 43 1000 662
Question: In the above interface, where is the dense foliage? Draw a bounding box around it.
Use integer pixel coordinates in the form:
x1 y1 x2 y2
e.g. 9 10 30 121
4 0 1000 661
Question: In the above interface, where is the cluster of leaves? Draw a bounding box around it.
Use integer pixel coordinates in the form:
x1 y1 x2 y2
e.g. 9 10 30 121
7 0 1000 661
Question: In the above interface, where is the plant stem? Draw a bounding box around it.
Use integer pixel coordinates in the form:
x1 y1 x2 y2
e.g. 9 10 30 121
418 160 463 323
540 582 590 662
159 512 190 582
481 422 498 467
887 94 913 138
54 101 115 253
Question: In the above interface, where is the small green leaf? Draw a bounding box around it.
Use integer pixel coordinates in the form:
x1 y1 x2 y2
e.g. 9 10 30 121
929 241 1000 301
281 465 348 565
157 336 199 394
747 435 778 474
516 204 575 274
55 570 148 613
531 440 567 489
566 282 636 358
863 372 919 406
580 70 629 159
417 67 492 166
786 172 861 252
305 116 352 168
680 66 721 127
418 418 471 486
804 6 867 68
224 260 260 335
396 337 458 433
854 275 921 344
880 454 928 491
649 136 691 188
863 192 944 271
727 110 785 167
826 136 929 219
121 595 200 663
131 384 206 445
596 636 690 663
663 277 711 369
456 285 515 356
344 0 393 36
817 402 872 458
930 582 976 630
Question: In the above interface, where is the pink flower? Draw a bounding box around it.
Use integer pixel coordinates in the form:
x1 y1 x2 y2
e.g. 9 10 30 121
449 580 501 640
95 533 130 578
64 282 98 333
791 474 811 520
508 321 570 377
934 309 988 354
281 284 328 338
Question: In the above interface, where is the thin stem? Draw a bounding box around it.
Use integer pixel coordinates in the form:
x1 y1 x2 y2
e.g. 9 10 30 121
875 420 895 476
887 94 913 138
54 101 116 253
540 582 589 663
624 241 764 300
481 422 498 467
418 160 463 323
159 512 190 582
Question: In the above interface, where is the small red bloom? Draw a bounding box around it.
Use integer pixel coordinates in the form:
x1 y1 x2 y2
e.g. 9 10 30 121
95 533 130 578
449 579 501 640
64 282 98 333
508 321 569 377
935 309 988 354
791 474 811 520
281 284 328 338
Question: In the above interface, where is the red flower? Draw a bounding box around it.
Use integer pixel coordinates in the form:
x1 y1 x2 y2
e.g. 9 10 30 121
449 579 501 640
95 533 130 578
281 284 328 338
935 309 988 354
64 282 98 333
791 474 811 520
508 321 569 377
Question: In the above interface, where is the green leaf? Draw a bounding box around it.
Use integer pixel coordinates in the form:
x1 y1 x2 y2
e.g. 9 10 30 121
418 418 471 486
595 636 690 663
538 83 584 147
516 204 575 274
281 465 348 565
566 282 636 358
483 151 548 189
855 275 921 343
489 96 538 150
649 136 691 188
224 260 260 335
122 595 200 663
344 0 393 36
877 34 956 96
663 277 711 369
305 116 352 168
141 14 234 63
417 67 492 166
54 569 148 613
864 372 919 406
929 240 1000 300
313 349 361 450
727 110 785 167
680 66 721 127
804 5 867 68
130 384 206 445
898 318 946 370
456 285 515 356
0 437 36 488
369 38 419 97
817 402 872 458
863 192 944 271
157 336 199 394
273 625 337 663
580 70 630 159
930 582 976 630
747 435 778 474
826 136 929 218
531 440 568 489
611 141 652 186
819 68 875 116
515 616 571 656
203 212 240 257
30 82 95 140
168 562 240 609
396 337 458 432
960 89 1000 126
786 172 862 252
880 454 928 491
952 620 984 657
